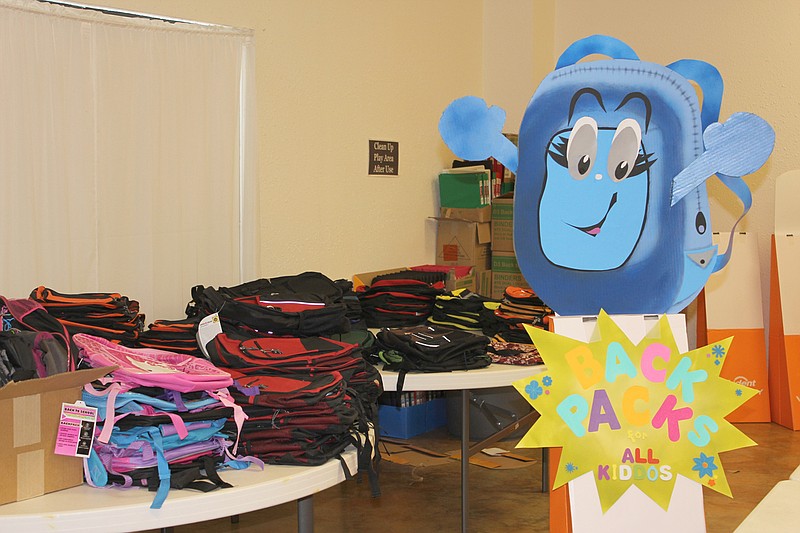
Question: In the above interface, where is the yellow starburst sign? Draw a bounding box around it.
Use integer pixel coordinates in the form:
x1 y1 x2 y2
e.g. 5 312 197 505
513 311 757 512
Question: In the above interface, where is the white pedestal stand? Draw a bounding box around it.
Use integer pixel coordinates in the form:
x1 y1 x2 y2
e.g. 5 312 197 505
552 314 707 533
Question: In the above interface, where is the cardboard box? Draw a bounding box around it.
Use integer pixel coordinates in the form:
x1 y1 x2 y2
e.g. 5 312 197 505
491 192 514 252
0 367 112 505
448 269 475 292
491 251 530 299
354 266 474 292
409 264 475 293
440 205 492 223
379 398 447 439
434 218 491 271
352 267 410 290
476 269 492 297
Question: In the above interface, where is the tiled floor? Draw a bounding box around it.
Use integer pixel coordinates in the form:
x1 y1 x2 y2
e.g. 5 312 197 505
142 422 800 533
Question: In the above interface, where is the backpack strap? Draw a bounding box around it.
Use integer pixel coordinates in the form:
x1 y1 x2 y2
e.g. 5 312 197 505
209 388 246 455
143 427 172 509
28 333 49 378
555 34 639 69
667 59 723 130
174 456 232 492
84 448 108 487
395 369 407 395
711 172 754 272
346 387 381 497
87 381 188 443
83 381 123 443
168 390 188 412
336 453 354 481
199 455 233 489
667 59 769 272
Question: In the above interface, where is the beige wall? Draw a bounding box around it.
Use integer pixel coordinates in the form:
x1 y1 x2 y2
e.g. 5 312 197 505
86 0 792 319
96 0 485 281
482 0 555 131
552 0 798 328
483 0 536 132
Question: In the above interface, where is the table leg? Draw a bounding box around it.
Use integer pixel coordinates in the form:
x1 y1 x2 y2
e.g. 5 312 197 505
461 389 470 533
542 448 549 493
549 447 572 533
298 495 314 533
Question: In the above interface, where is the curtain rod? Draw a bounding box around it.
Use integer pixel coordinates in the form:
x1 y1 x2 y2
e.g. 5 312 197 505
35 0 216 26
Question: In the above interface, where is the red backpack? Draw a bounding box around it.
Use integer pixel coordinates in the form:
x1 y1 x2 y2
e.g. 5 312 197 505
207 333 363 376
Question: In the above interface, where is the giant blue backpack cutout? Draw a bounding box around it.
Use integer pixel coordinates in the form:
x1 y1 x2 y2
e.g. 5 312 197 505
439 34 775 316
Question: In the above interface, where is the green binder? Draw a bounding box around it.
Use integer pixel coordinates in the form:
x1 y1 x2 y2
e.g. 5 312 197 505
438 170 490 208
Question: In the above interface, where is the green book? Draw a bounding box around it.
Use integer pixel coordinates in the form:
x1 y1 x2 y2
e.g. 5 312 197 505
438 167 491 209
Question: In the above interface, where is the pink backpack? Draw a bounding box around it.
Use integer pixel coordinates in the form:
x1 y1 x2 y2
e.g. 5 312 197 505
74 333 246 452
73 333 233 392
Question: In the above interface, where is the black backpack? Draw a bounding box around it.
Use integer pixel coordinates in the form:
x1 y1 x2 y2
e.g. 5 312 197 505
373 324 491 391
187 285 350 337
0 328 69 385
0 295 73 378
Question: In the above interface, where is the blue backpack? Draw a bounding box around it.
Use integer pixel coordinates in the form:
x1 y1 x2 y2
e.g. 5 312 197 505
439 34 774 315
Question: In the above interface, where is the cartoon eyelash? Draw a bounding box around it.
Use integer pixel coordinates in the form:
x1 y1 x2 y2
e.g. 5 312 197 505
549 135 656 176
548 136 569 167
630 151 656 177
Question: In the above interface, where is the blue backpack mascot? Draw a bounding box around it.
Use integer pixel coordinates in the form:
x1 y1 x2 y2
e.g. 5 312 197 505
439 34 775 316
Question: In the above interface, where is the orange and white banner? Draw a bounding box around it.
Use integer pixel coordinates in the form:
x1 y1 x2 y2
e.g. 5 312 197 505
769 234 800 429
698 232 769 422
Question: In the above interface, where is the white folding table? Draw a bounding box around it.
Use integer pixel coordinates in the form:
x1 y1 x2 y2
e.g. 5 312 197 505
0 448 357 533
735 479 800 532
379 363 547 533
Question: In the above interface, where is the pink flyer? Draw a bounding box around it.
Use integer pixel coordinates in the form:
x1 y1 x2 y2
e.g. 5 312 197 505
55 401 98 458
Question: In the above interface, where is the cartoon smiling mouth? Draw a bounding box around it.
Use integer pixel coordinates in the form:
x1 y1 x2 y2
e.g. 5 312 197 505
568 193 618 237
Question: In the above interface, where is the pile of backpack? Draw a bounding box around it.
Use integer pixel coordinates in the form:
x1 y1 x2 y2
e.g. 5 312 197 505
135 316 205 357
30 286 145 345
0 269 549 506
207 333 380 461
187 272 382 494
480 286 553 344
427 288 498 331
416 286 548 367
186 271 352 337
369 323 491 392
73 333 254 509
356 270 446 327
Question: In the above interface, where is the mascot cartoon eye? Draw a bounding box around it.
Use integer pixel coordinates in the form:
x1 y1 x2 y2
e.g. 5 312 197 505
608 118 642 181
566 116 598 180
607 118 656 182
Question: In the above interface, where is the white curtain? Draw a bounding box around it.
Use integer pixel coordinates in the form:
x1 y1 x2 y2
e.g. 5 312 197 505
0 0 257 321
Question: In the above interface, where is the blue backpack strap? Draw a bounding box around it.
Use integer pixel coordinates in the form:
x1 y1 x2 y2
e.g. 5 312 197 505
712 173 753 271
555 34 639 69
667 59 723 130
667 59 757 273
147 428 172 509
